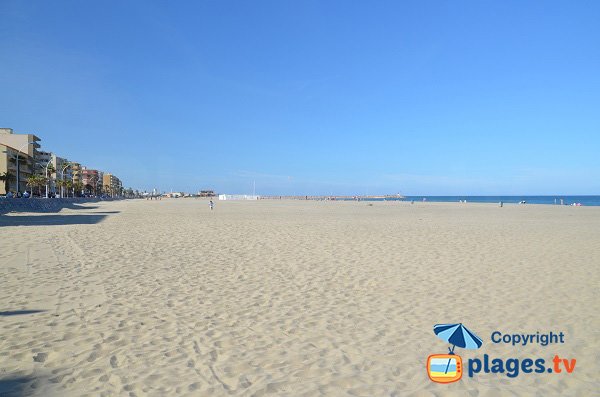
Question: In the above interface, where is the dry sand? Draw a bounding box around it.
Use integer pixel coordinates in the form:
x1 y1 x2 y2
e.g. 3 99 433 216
1 199 598 396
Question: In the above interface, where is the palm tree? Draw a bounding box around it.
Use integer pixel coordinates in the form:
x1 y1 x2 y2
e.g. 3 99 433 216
56 178 68 198
38 175 48 197
26 175 37 196
0 171 14 194
33 175 41 197
65 180 73 198
46 164 56 196
58 162 72 197
26 175 47 197
74 181 84 197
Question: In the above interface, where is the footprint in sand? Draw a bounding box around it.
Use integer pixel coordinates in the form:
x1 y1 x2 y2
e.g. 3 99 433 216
193 341 201 354
110 355 118 368
33 352 48 363
87 351 98 362
188 382 201 392
49 374 65 384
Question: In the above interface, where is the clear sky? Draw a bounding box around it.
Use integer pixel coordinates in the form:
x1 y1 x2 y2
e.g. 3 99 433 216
1 1 599 195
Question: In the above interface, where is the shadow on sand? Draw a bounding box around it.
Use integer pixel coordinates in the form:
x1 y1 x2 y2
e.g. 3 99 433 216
0 198 119 215
0 214 107 227
69 204 99 210
0 376 35 397
0 310 46 317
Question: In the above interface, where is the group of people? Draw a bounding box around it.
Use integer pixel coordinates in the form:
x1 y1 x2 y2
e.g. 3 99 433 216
3 191 30 198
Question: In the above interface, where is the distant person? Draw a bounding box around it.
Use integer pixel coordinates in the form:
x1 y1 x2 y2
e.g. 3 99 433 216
6 191 14 198
209 200 214 210
23 191 30 198
499 201 503 207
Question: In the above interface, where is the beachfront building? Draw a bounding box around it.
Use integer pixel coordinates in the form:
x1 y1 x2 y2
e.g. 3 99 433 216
198 190 216 197
0 128 41 194
102 173 122 197
49 155 80 180
71 162 82 185
50 154 74 196
82 168 103 195
69 162 84 196
0 128 41 159
1 128 129 197
35 150 52 173
0 143 27 195
34 150 54 196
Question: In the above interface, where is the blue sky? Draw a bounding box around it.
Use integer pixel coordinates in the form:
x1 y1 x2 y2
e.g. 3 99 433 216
1 1 599 195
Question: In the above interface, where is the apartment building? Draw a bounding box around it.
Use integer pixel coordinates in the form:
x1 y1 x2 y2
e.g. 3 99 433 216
82 168 103 195
102 173 122 197
0 128 41 194
71 162 82 184
36 150 52 170
0 144 23 195
51 154 72 179
2 127 126 197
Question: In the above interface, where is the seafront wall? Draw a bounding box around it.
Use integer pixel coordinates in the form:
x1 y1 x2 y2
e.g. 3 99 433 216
0 198 121 215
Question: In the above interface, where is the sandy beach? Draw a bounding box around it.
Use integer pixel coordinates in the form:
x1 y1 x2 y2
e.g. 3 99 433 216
1 199 598 396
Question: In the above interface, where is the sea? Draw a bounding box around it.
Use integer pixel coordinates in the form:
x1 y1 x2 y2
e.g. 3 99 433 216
355 196 600 206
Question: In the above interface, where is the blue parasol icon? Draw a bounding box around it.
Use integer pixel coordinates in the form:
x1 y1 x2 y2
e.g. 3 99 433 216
433 323 483 375
434 323 483 354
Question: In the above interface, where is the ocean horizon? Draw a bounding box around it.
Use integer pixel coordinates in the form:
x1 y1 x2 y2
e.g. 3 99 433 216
370 195 600 206
267 195 600 206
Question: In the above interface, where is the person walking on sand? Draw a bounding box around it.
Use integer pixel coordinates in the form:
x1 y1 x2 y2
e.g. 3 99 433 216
209 200 214 210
